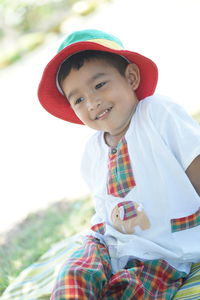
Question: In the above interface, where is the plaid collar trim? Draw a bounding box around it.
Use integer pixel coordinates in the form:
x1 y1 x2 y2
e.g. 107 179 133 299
107 137 136 198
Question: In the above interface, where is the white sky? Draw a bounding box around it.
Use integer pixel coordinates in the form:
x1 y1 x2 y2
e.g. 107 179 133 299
0 0 200 233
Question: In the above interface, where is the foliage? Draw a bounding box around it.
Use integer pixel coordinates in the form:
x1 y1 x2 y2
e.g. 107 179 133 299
0 0 72 67
0 0 112 68
0 0 69 34
0 32 46 68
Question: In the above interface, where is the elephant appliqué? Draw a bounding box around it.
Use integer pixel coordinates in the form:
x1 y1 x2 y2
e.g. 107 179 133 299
111 201 150 234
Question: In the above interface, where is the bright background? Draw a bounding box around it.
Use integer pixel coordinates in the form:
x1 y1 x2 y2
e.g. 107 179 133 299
1 0 200 233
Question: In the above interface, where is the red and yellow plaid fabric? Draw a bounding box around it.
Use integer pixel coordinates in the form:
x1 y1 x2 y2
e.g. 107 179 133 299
107 137 136 198
171 207 200 232
91 222 106 235
118 201 137 220
50 236 186 300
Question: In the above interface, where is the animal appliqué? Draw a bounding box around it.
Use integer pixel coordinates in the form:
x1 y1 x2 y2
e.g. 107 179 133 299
111 201 150 234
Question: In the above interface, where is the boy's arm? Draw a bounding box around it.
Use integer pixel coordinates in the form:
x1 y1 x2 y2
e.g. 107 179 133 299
149 97 200 196
186 155 200 196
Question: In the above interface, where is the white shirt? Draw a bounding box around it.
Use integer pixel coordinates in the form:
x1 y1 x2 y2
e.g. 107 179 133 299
81 95 200 273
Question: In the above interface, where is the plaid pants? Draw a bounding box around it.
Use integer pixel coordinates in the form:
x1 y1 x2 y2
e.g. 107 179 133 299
50 237 186 300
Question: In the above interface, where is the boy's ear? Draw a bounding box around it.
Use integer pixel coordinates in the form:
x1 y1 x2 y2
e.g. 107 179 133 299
125 63 140 91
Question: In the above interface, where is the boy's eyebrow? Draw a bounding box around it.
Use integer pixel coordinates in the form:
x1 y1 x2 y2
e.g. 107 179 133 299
90 72 107 81
67 72 107 101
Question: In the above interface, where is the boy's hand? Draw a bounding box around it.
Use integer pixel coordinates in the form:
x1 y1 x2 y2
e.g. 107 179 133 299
186 155 200 196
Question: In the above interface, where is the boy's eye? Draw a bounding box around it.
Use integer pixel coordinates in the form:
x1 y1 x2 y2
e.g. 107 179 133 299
95 82 106 89
75 97 84 105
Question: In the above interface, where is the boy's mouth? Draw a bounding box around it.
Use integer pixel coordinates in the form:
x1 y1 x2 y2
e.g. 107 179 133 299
95 107 112 120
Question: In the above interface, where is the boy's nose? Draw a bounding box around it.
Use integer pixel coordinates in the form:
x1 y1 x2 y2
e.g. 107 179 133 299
86 96 101 111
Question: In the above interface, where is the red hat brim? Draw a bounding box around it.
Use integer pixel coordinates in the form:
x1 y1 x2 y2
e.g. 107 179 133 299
38 41 158 124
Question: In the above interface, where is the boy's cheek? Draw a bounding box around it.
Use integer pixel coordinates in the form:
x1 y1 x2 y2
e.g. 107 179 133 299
74 111 87 125
74 110 82 119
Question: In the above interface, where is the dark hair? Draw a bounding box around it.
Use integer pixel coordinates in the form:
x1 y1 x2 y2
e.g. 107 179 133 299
57 50 129 90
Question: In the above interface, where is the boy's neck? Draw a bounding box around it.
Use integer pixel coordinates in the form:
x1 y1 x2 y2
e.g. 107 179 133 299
104 102 138 147
104 129 127 148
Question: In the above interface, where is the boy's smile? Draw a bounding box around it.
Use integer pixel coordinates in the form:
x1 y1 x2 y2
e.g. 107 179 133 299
61 59 140 146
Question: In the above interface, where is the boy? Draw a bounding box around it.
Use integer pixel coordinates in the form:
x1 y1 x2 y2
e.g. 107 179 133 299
38 29 200 299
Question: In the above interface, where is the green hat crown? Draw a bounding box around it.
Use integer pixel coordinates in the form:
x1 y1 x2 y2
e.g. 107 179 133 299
58 29 124 52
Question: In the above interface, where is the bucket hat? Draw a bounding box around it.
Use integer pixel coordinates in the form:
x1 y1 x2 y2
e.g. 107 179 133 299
38 29 158 124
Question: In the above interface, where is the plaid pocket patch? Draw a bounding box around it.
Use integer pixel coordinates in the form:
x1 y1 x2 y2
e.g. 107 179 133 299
171 208 200 232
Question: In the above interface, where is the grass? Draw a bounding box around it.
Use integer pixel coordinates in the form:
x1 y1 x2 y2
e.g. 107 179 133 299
0 195 94 296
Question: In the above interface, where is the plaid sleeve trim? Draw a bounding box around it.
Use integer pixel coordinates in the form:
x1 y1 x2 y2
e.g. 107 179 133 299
91 222 106 235
171 207 200 232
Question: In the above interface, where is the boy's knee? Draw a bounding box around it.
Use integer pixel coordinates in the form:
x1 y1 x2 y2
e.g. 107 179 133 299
62 263 107 289
54 264 106 299
59 263 106 283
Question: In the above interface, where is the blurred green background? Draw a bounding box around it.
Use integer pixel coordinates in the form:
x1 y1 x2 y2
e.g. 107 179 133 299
0 0 200 296
0 0 111 68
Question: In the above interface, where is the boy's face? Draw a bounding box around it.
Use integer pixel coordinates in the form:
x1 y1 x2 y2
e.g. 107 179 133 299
61 58 140 141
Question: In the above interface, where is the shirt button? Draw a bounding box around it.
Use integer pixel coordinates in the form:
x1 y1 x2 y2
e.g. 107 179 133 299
111 148 117 154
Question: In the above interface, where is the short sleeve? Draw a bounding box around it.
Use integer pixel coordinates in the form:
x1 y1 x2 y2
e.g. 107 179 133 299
149 96 200 170
80 133 105 226
80 131 101 188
